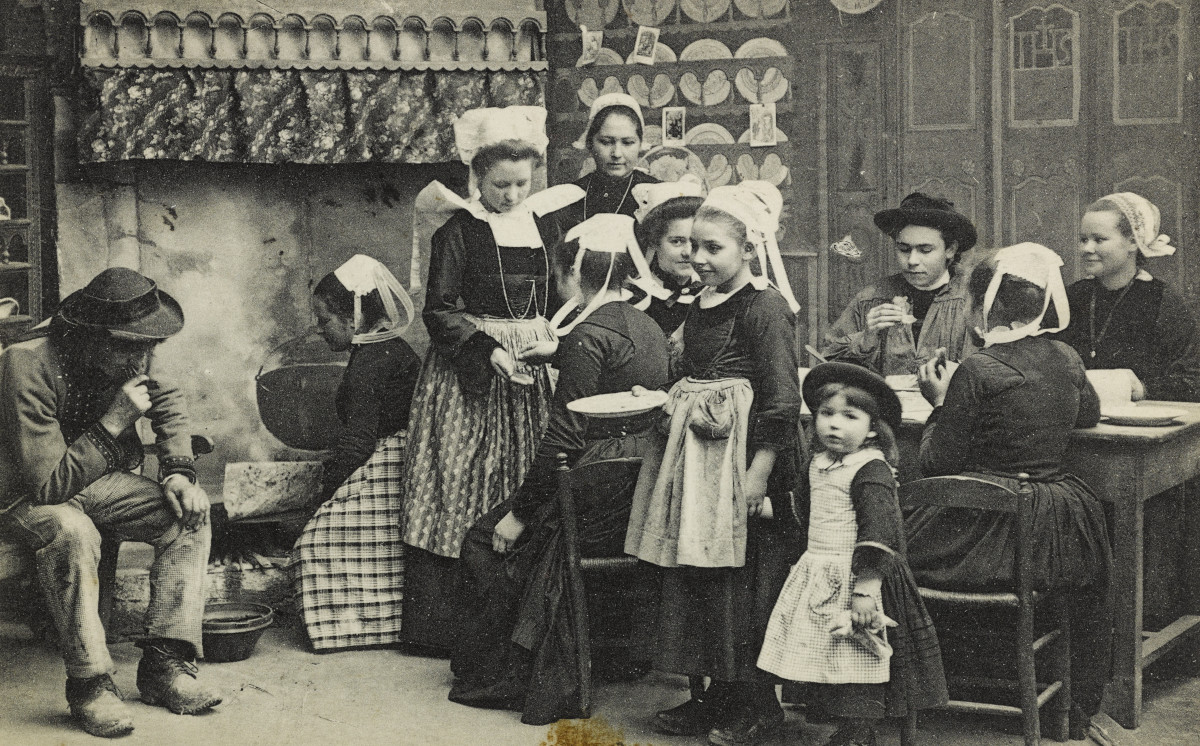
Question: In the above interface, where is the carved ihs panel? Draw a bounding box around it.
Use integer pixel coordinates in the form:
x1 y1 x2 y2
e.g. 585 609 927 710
1009 4 1080 127
1114 0 1184 124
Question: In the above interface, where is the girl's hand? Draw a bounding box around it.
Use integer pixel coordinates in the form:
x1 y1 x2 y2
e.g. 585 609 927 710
517 340 558 365
631 385 650 397
850 593 879 628
917 356 952 407
492 512 526 554
490 348 516 379
743 465 770 518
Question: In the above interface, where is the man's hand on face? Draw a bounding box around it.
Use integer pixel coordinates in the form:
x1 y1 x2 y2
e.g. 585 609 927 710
162 474 210 531
100 375 152 436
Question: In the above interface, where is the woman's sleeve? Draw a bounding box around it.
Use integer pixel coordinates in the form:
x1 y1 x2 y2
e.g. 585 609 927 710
745 291 802 452
850 460 903 575
919 359 982 476
424 218 499 363
320 354 384 497
1149 289 1200 402
511 326 612 523
822 290 881 372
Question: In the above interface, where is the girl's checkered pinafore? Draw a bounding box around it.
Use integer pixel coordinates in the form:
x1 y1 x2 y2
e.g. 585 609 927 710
757 448 892 683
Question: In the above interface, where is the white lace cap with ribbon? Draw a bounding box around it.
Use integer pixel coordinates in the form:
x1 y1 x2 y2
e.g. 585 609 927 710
629 175 707 303
332 254 416 345
1098 191 1176 258
979 242 1069 347
572 92 646 150
549 213 647 337
453 106 549 167
698 181 800 313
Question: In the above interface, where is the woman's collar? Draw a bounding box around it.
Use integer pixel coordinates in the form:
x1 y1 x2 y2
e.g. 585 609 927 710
697 275 766 309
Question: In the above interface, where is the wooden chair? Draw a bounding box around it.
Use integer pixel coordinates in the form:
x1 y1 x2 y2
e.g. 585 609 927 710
555 453 655 717
898 473 1072 746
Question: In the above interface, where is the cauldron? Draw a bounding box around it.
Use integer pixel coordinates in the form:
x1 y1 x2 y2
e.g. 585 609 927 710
255 333 347 451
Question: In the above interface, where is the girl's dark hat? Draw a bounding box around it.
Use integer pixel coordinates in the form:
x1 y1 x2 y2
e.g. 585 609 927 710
803 361 903 433
57 267 184 340
874 192 978 251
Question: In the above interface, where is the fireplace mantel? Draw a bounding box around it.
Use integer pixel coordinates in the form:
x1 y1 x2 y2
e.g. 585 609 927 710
80 1 547 72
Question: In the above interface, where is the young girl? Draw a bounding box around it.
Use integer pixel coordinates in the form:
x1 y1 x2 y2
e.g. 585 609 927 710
401 107 583 649
758 363 947 746
624 181 802 746
629 177 707 336
293 255 421 650
1054 192 1200 402
908 243 1111 737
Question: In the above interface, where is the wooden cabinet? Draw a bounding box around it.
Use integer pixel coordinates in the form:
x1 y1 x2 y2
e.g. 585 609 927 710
0 61 53 344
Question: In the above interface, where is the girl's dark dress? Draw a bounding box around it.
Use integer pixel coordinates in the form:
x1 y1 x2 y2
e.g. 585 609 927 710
649 284 804 684
904 335 1112 716
784 459 949 719
450 302 669 725
1055 274 1200 402
627 268 704 336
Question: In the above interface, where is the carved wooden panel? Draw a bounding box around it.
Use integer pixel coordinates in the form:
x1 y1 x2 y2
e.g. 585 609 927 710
909 175 978 227
1008 3 1080 127
1010 167 1081 280
1113 0 1184 124
907 12 975 130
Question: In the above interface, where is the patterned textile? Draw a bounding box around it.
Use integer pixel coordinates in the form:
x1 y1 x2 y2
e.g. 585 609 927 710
79 68 544 164
624 377 754 568
758 449 891 684
401 317 554 557
293 434 407 651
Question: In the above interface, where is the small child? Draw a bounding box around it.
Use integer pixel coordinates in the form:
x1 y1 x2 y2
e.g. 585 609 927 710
757 362 947 746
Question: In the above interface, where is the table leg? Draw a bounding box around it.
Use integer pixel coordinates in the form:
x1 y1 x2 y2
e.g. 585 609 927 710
1105 489 1144 729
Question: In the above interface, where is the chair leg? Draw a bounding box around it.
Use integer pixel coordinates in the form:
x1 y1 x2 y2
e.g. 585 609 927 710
1017 593 1041 746
899 710 918 746
1050 594 1072 742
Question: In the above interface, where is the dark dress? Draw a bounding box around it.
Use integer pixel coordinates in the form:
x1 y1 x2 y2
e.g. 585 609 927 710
782 459 948 719
904 335 1112 716
1054 275 1200 402
400 208 568 649
450 302 669 725
552 171 661 232
651 284 804 684
627 266 704 337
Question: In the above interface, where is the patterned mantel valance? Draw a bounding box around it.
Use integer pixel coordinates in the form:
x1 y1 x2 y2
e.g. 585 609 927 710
80 1 546 72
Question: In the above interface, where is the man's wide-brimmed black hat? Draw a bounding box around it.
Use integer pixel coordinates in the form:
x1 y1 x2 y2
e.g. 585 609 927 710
873 192 978 251
57 267 184 340
803 361 902 434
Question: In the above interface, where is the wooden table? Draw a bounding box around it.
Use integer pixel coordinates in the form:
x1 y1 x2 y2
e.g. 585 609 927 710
889 401 1200 729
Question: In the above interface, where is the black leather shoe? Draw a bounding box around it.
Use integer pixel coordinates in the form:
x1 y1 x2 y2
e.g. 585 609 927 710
66 674 135 738
708 706 785 746
655 691 731 736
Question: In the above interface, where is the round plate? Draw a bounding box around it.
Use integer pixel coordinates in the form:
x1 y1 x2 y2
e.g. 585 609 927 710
625 0 677 26
679 70 731 105
734 37 788 59
640 145 709 185
566 0 621 27
1101 405 1186 427
686 122 735 145
681 0 732 22
706 153 734 187
734 0 787 18
567 389 669 417
594 47 624 66
734 66 787 103
736 126 789 143
680 38 734 61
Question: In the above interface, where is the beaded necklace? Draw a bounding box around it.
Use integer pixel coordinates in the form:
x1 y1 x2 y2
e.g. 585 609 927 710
494 240 550 320
583 172 635 219
1088 276 1136 360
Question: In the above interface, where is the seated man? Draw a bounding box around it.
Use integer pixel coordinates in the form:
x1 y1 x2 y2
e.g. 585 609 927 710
822 193 978 376
0 268 220 738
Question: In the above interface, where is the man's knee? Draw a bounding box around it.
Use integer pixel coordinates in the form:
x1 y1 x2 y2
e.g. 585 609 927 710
39 508 102 556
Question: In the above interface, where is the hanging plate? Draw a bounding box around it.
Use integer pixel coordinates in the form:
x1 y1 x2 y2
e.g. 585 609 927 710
624 0 678 27
685 123 735 145
733 0 787 19
681 0 732 23
734 37 787 59
735 66 787 103
679 38 734 61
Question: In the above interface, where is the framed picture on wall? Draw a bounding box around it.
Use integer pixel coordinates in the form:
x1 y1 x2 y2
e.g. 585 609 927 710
662 107 686 146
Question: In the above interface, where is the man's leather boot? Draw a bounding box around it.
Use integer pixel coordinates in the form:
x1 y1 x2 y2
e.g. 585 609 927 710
66 674 135 738
136 639 222 715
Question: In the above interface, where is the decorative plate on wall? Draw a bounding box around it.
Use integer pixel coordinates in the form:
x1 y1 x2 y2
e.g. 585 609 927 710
734 67 788 103
734 37 787 59
627 73 676 108
624 0 678 27
681 0 732 23
680 38 734 61
686 123 735 145
737 126 788 143
733 0 787 19
679 70 731 106
593 48 624 66
566 0 621 27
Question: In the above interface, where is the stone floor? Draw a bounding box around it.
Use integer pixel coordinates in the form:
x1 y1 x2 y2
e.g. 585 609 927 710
1 612 1198 746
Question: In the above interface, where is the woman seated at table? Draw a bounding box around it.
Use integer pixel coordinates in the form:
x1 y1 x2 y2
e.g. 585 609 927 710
1053 192 1200 402
450 213 670 725
293 255 422 651
905 243 1112 738
822 193 977 376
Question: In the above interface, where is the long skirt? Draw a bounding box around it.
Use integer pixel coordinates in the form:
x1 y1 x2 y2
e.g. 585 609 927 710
904 472 1112 716
451 429 651 725
401 316 555 646
293 433 406 651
